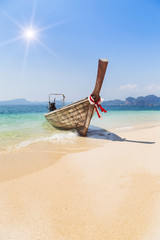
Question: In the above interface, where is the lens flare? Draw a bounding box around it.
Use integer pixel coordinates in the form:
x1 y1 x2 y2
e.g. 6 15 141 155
23 28 37 41
1 6 67 73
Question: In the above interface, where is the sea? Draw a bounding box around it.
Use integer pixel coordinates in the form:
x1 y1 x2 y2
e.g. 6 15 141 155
0 104 160 153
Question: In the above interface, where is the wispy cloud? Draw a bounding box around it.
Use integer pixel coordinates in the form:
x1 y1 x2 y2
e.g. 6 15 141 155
145 84 160 92
118 83 160 97
119 84 138 91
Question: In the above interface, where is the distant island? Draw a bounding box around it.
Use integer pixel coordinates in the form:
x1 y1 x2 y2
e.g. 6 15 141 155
0 98 48 105
104 95 160 106
0 98 65 106
0 95 160 106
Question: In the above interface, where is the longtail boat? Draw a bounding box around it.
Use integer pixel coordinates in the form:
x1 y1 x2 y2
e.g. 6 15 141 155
44 59 108 136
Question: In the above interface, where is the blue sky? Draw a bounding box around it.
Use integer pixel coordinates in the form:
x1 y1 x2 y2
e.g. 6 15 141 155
0 0 160 101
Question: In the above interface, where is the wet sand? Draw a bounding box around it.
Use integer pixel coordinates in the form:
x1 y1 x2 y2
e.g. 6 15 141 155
0 125 160 239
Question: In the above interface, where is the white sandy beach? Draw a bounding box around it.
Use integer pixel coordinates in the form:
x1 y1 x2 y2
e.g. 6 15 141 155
0 124 160 240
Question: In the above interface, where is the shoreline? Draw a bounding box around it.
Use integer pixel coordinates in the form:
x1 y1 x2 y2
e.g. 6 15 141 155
1 119 160 155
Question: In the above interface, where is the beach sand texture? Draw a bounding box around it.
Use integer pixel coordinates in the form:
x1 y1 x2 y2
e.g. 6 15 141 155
0 125 160 240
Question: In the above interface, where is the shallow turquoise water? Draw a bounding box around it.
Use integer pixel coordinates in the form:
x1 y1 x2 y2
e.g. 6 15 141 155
91 109 160 129
0 105 160 152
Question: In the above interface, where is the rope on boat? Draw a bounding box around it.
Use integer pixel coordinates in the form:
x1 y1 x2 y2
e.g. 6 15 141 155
88 95 107 118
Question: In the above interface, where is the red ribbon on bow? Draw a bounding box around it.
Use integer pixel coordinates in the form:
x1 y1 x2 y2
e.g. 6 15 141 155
88 95 107 118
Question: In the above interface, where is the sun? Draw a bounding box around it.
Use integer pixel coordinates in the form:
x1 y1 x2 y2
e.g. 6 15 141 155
23 28 37 41
1 9 67 72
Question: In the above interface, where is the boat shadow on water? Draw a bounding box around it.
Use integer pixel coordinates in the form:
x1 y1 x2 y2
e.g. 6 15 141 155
87 126 155 144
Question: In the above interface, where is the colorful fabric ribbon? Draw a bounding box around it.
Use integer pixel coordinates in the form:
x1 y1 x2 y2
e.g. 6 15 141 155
88 95 107 118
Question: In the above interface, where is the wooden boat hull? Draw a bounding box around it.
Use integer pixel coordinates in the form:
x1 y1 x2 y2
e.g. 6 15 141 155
44 98 95 136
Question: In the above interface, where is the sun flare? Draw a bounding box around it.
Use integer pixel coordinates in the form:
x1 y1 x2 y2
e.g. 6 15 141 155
1 8 67 72
23 28 37 41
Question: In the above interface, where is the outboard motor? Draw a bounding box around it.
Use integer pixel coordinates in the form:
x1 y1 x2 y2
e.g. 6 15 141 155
48 93 65 112
49 101 56 111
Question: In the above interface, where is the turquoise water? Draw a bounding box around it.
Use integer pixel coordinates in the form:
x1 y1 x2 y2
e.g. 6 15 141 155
91 109 160 130
0 105 160 152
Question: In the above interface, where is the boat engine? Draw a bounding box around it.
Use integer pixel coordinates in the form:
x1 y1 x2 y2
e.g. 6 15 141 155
48 93 65 112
